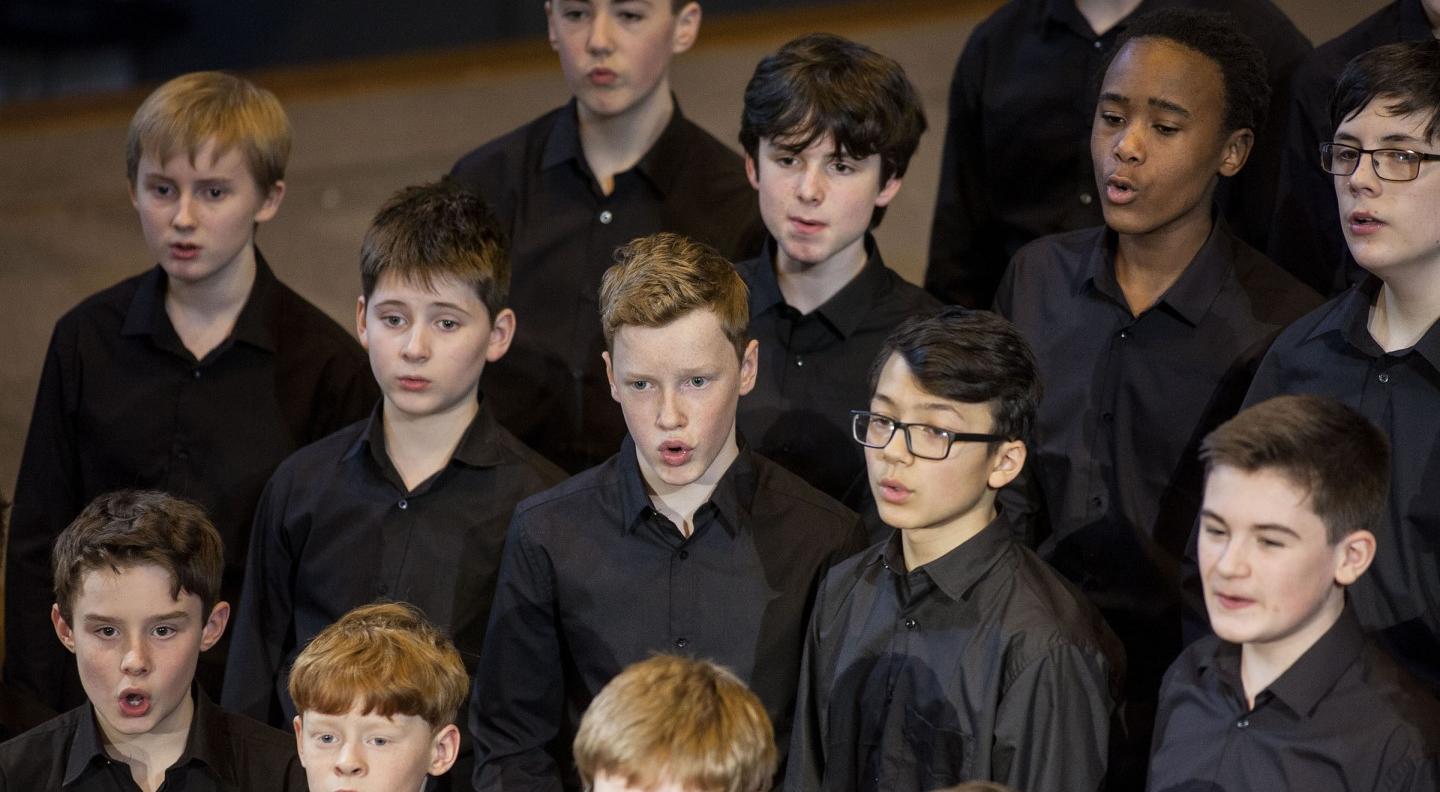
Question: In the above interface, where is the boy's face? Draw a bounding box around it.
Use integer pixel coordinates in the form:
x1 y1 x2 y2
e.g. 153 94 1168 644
129 137 284 287
745 134 902 273
546 0 700 120
603 307 758 488
864 353 1024 536
294 707 459 792
357 272 515 424
1333 100 1440 276
51 563 228 743
1199 465 1374 652
1091 37 1250 238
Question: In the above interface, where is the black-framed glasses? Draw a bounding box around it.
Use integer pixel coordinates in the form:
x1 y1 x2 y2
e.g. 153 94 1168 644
850 410 1004 461
1320 142 1440 182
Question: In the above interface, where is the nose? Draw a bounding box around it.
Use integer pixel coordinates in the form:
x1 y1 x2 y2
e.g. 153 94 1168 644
878 424 913 464
656 388 685 431
334 741 365 777
171 191 197 230
1212 536 1249 580
1345 151 1383 195
120 636 150 677
402 324 430 362
1113 124 1144 164
796 162 825 204
587 10 615 55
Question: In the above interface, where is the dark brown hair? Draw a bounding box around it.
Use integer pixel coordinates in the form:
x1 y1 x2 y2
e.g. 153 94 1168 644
1331 38 1440 143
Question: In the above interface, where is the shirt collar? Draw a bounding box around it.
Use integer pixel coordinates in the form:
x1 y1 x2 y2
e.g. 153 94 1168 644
1041 0 1150 37
1083 215 1235 326
743 235 887 339
1264 605 1368 717
346 398 511 472
616 434 755 538
540 96 691 197
876 512 1015 602
64 686 234 786
1303 277 1440 368
120 249 281 353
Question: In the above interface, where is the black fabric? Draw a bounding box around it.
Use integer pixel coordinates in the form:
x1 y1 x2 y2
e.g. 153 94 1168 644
925 0 1312 307
785 517 1125 792
0 688 306 790
1242 277 1440 693
4 252 377 712
1268 0 1434 296
469 436 867 791
222 398 564 726
735 236 941 508
1149 606 1440 791
449 99 766 474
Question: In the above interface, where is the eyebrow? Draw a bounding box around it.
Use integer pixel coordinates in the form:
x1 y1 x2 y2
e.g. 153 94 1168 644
83 610 191 624
1098 92 1192 119
1253 523 1302 539
372 299 473 314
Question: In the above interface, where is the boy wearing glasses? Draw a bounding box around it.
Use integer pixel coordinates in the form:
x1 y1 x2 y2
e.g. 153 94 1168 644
785 309 1124 792
1243 39 1440 693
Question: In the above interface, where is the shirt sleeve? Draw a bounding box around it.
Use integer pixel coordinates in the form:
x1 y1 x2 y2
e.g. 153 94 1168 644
992 643 1117 792
782 569 834 792
470 516 566 792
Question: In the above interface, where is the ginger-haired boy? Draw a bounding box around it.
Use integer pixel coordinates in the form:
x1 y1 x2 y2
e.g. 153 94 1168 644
289 601 469 792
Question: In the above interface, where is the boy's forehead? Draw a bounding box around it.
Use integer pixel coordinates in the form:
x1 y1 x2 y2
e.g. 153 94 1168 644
612 308 735 360
1337 99 1439 143
370 270 484 307
73 562 197 614
1204 465 1323 529
1104 37 1223 112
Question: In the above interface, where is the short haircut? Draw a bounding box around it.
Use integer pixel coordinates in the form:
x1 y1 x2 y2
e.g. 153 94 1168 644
51 490 223 624
1200 395 1390 543
739 33 926 226
288 602 468 731
360 181 510 317
867 307 1042 444
1104 9 1271 135
574 655 776 792
1331 39 1440 144
125 71 291 188
599 232 749 360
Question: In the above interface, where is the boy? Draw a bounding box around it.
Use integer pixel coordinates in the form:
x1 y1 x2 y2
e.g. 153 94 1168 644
223 182 564 729
991 10 1320 776
0 490 305 790
470 233 866 791
289 602 469 792
1149 395 1440 790
449 0 765 474
925 0 1310 307
573 655 776 792
786 309 1124 792
1244 39 1440 692
4 71 377 710
735 33 940 508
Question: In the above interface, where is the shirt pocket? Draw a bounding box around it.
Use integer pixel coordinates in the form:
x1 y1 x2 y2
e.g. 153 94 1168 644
903 704 975 789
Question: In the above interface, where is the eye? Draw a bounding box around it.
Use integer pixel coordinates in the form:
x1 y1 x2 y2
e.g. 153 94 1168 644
380 314 406 328
914 424 952 441
1258 537 1285 549
628 380 651 391
316 733 337 745
152 625 177 638
830 160 856 175
1333 146 1361 163
1099 112 1124 126
617 10 645 22
1153 124 1179 136
148 183 174 198
94 626 118 638
686 376 710 388
437 318 460 331
774 155 798 168
1201 524 1227 538
205 186 228 199
370 737 391 747
1387 149 1421 164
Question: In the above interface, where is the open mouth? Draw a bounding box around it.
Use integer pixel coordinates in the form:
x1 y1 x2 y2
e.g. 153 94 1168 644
119 691 151 717
170 243 201 260
588 68 617 86
659 440 693 467
1104 177 1137 205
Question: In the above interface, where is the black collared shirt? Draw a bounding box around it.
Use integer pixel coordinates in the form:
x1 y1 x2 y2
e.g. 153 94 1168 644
4 253 377 711
1149 606 1440 792
449 100 766 473
470 436 866 791
0 688 306 791
735 237 941 504
785 519 1125 792
222 399 565 726
1244 277 1440 692
993 219 1319 683
1269 0 1434 296
924 0 1312 307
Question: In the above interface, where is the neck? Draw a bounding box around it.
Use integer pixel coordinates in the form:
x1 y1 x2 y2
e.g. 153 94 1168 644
900 498 996 571
382 393 479 491
774 235 869 315
99 691 193 792
578 84 675 196
1239 593 1345 709
1075 0 1144 35
165 246 257 360
1369 265 1440 352
1113 207 1214 316
638 425 739 537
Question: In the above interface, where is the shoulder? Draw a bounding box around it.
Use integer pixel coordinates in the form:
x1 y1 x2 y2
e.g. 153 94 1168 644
1225 239 1324 324
268 276 364 358
750 453 859 525
269 418 367 484
213 710 304 773
967 0 1043 51
511 459 617 526
878 266 943 313
1261 287 1349 357
675 116 745 171
449 107 564 187
51 270 153 337
489 424 569 488
1002 543 1124 665
0 705 83 781
1352 644 1440 754
1010 227 1101 272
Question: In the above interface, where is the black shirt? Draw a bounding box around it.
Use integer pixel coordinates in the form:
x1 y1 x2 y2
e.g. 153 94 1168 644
222 399 565 726
449 100 766 473
1148 606 1440 792
924 0 1311 307
1268 0 1434 296
1243 277 1440 692
735 237 941 504
785 518 1125 792
470 436 867 791
4 253 377 711
0 688 306 791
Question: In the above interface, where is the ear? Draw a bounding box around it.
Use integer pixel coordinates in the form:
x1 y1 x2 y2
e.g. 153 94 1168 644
199 601 231 651
1217 129 1254 178
355 295 370 349
428 724 462 777
52 604 78 654
486 307 517 362
874 175 903 208
128 181 140 211
744 153 760 191
671 2 701 54
986 440 1027 490
292 716 308 764
545 1 559 51
603 350 620 403
1333 529 1377 586
737 339 759 397
253 180 286 224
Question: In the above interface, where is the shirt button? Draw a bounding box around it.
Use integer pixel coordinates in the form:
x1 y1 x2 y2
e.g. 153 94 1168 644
904 618 918 630
398 499 408 510
1236 718 1250 729
1090 495 1105 509
1378 372 1390 383
678 550 689 560
1079 192 1093 206
599 210 613 224
1118 329 1130 339
796 357 804 367
674 637 689 648
1093 39 1104 49
192 369 202 379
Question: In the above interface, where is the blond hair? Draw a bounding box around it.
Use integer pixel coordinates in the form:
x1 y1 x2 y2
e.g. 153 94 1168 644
126 71 291 188
574 655 776 792
288 602 468 731
598 233 749 359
